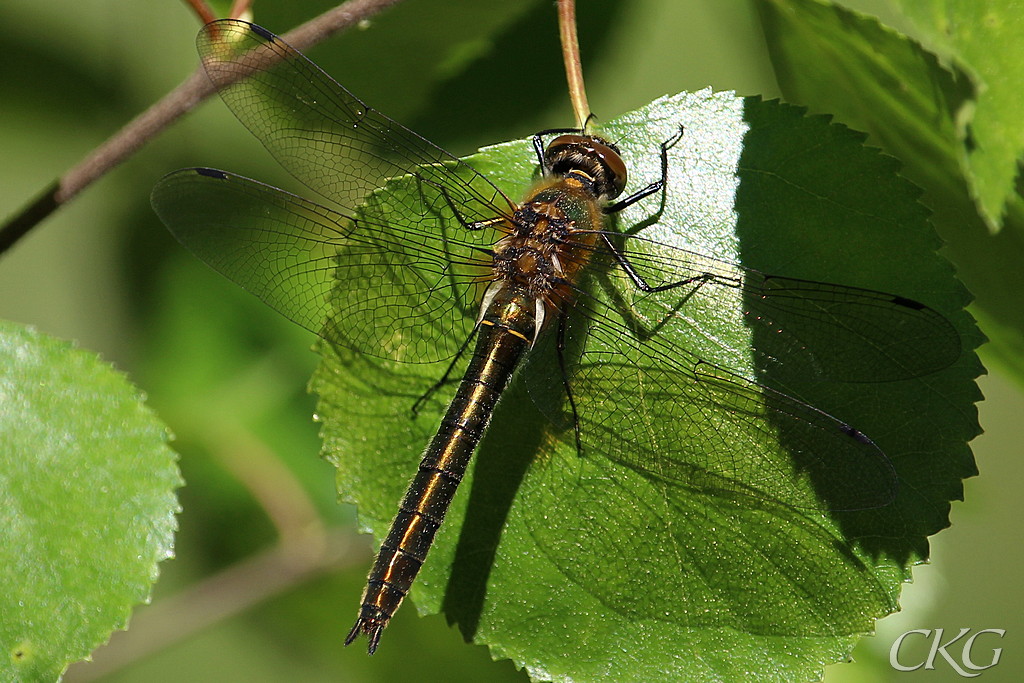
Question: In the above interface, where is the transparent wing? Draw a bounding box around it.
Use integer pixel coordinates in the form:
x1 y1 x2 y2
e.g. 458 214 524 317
608 231 961 382
519 222 961 519
151 168 493 363
535 290 899 513
196 19 513 221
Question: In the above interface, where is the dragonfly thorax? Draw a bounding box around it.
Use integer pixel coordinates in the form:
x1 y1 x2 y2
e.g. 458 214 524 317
492 210 567 299
489 184 602 328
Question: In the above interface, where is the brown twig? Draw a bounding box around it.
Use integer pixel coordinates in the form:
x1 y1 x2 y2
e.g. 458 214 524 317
557 0 591 131
182 0 217 25
0 0 407 257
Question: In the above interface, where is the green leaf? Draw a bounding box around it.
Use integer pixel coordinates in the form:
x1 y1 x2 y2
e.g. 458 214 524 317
756 0 971 197
757 0 1024 392
0 322 180 681
312 92 981 681
891 0 1024 230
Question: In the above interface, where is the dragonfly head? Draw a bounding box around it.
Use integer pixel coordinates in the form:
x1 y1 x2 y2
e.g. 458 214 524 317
543 134 628 200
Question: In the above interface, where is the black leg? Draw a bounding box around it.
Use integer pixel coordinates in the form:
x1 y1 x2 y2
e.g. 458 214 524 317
412 323 481 416
420 176 505 231
532 134 546 169
604 125 685 214
532 127 588 170
533 127 587 137
599 232 719 294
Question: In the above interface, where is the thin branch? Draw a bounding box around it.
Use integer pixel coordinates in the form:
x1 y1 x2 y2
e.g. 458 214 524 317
557 0 591 131
0 0 407 256
182 0 217 26
0 181 60 254
55 67 214 206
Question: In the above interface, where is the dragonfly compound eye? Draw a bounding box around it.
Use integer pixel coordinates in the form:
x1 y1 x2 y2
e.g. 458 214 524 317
544 134 628 200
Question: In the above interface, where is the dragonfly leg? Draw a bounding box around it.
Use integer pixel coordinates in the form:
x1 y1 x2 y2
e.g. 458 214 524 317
600 231 714 294
412 324 480 416
604 125 685 214
531 127 588 168
419 177 502 231
533 133 546 168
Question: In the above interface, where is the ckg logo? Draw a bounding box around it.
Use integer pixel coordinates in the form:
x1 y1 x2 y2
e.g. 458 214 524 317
890 628 1006 677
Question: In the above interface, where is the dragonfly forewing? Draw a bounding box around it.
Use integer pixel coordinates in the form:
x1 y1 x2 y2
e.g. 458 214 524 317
151 167 492 364
604 232 961 381
196 20 513 222
552 295 898 513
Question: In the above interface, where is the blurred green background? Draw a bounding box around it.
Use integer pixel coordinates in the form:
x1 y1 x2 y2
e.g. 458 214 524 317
0 0 1019 681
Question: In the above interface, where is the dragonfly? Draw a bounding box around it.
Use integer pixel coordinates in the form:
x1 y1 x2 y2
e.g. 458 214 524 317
151 19 961 654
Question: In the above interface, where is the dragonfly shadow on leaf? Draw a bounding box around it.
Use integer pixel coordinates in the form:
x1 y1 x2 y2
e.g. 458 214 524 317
732 98 966 564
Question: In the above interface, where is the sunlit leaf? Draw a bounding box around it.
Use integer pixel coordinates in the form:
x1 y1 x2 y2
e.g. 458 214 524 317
312 92 981 681
0 322 180 681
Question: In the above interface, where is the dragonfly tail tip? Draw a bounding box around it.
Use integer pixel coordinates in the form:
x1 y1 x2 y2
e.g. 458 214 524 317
345 613 386 655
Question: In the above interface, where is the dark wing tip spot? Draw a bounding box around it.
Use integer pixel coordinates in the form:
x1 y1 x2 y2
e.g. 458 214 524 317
892 295 926 311
840 423 874 445
195 167 229 180
250 23 274 40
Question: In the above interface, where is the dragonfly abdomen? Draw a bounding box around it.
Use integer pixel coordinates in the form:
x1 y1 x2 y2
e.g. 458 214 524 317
347 286 538 653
